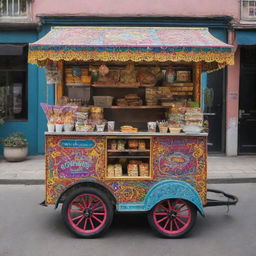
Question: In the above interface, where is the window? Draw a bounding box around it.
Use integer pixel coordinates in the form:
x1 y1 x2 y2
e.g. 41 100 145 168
0 44 28 120
241 0 256 20
0 0 30 18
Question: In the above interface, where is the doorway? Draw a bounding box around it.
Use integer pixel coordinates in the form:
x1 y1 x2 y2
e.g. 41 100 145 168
239 46 256 153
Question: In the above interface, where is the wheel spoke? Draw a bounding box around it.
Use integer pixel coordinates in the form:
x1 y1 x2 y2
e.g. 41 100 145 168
91 200 101 210
71 209 83 213
163 219 170 230
176 217 186 226
92 215 103 224
175 204 186 212
76 216 85 226
154 212 168 216
87 196 92 208
93 212 105 216
173 219 179 230
159 203 169 212
167 200 172 210
81 197 87 208
73 202 84 210
173 199 180 209
72 214 84 222
89 218 95 230
170 220 173 231
157 216 168 224
177 208 189 213
177 214 189 218
83 218 88 230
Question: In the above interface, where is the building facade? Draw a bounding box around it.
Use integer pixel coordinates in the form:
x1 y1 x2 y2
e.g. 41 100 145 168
0 0 252 155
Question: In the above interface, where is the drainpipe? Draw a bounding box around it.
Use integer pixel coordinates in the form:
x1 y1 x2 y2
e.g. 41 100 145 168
226 30 240 156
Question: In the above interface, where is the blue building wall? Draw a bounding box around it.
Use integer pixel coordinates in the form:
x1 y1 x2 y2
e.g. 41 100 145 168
0 28 54 155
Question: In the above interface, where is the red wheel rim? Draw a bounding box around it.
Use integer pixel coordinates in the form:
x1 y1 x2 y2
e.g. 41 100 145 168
68 193 107 234
153 199 192 235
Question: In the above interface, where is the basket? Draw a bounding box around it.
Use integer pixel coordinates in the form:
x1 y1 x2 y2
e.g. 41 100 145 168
93 96 113 107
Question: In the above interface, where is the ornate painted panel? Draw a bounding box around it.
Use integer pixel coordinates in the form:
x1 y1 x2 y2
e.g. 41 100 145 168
152 136 207 204
45 135 207 205
45 135 105 204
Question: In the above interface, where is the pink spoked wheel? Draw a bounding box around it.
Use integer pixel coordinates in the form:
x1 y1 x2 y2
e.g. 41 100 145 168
62 187 113 238
148 198 197 238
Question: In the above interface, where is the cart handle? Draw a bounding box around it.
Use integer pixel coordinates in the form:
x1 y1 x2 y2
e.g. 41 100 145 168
205 189 238 207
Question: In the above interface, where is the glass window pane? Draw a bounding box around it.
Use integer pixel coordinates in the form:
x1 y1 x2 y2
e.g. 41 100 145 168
249 1 255 6
243 1 249 7
0 44 27 120
249 7 254 15
20 0 27 15
7 0 12 16
0 0 7 16
14 0 19 15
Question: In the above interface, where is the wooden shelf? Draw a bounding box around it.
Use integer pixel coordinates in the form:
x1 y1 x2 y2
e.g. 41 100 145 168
107 156 150 159
108 149 150 152
92 85 140 88
106 176 151 180
105 105 169 109
66 83 90 87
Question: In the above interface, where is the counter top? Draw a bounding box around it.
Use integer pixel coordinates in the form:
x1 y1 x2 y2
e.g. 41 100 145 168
45 131 208 137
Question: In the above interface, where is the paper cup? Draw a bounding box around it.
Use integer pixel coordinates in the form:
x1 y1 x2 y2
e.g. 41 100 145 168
47 124 55 132
55 124 63 132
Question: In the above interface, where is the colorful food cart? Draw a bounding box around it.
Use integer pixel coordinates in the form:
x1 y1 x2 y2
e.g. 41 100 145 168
28 27 237 238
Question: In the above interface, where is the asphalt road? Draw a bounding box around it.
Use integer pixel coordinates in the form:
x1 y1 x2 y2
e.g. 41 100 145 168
0 183 255 256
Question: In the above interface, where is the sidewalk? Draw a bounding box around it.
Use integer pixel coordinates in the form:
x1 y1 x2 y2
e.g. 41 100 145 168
0 155 256 184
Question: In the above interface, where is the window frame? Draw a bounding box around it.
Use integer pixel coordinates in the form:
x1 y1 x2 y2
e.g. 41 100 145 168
0 0 32 22
241 0 256 21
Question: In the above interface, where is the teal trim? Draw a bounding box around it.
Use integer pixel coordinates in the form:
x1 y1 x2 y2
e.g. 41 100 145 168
30 45 231 53
37 25 54 154
117 180 205 216
201 28 227 110
40 17 232 29
236 30 256 45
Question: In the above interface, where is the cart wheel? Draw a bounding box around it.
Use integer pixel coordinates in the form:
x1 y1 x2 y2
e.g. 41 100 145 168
61 187 113 238
147 198 197 238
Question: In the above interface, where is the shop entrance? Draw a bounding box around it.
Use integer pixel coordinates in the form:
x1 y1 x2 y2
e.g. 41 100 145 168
239 46 256 153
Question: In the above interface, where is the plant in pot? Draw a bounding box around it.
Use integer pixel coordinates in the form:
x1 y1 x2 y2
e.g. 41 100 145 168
1 133 28 162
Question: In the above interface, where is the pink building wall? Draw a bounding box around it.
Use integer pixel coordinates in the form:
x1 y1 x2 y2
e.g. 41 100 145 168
32 0 242 155
32 0 240 20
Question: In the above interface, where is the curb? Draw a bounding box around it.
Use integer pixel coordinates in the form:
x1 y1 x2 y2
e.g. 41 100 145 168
0 178 256 185
0 179 45 185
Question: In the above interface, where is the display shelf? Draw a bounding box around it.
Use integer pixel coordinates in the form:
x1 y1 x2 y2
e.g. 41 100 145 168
107 149 150 152
107 155 150 159
92 84 140 88
104 105 169 109
66 83 90 87
106 176 151 180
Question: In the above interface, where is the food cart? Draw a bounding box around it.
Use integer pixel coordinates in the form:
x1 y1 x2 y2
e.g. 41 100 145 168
28 27 237 238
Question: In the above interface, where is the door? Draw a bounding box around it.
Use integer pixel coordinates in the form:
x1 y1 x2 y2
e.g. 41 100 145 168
239 47 256 153
204 69 226 153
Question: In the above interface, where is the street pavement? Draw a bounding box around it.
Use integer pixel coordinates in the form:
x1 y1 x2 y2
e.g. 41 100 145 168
0 183 254 256
1 155 256 183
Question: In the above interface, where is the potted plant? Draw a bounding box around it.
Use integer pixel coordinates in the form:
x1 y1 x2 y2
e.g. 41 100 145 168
1 133 28 162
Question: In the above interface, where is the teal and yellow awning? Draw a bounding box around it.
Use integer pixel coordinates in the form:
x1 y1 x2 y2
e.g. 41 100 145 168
28 26 234 72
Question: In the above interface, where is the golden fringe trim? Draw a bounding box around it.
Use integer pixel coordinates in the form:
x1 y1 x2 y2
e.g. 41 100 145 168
28 50 234 70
